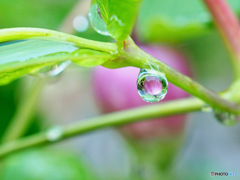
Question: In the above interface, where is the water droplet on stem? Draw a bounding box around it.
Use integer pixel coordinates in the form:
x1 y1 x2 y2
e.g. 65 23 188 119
137 69 168 103
214 109 239 126
46 126 63 141
89 3 109 36
201 104 212 112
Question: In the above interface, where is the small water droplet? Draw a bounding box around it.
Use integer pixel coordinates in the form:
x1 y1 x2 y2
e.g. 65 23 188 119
214 109 239 126
32 60 71 78
46 126 63 141
73 15 89 32
201 104 212 112
88 3 109 36
137 69 168 103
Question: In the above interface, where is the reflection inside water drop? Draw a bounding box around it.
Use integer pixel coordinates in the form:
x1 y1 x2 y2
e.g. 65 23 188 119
88 3 109 36
214 109 239 126
137 69 168 103
144 76 162 95
46 126 63 141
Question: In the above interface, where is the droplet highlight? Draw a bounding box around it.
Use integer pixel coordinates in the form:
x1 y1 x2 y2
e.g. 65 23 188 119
214 109 239 126
46 126 63 141
137 69 168 103
88 3 109 36
32 60 71 78
73 15 89 32
201 104 212 113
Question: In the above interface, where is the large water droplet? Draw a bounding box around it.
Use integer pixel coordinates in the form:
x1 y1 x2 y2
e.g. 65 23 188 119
214 109 239 126
32 60 71 78
46 126 63 141
88 3 109 36
137 69 168 103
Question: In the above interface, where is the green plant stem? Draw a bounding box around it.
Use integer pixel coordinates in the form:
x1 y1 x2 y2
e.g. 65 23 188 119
0 0 239 159
0 28 118 53
2 79 45 143
121 38 240 113
0 97 203 158
0 28 239 112
203 0 240 79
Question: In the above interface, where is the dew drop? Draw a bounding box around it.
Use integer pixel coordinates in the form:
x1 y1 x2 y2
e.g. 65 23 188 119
46 126 63 141
88 3 109 36
214 109 239 126
31 60 71 78
137 69 168 103
201 104 212 113
73 15 89 32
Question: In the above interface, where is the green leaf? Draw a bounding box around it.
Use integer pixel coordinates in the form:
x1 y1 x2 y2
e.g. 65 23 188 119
137 0 240 43
95 0 141 41
72 49 113 67
0 39 112 85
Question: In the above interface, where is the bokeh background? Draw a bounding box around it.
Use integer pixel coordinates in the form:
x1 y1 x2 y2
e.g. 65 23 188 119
0 0 240 179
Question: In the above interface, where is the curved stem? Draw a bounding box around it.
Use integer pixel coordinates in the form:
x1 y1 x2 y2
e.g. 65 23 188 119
0 28 118 53
0 28 239 113
2 79 45 143
0 97 203 158
121 38 240 113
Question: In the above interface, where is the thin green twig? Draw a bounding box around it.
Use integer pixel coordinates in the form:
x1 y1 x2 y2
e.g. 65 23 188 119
0 28 239 112
0 27 240 159
0 28 118 53
0 97 203 159
121 37 240 113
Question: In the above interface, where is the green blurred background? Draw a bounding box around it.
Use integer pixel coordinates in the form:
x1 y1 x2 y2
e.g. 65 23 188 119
0 0 240 179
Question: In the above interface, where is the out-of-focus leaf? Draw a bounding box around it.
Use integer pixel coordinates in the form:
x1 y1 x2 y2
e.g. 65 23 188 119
0 148 95 180
0 39 112 85
95 0 141 41
136 0 240 43
0 0 78 29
